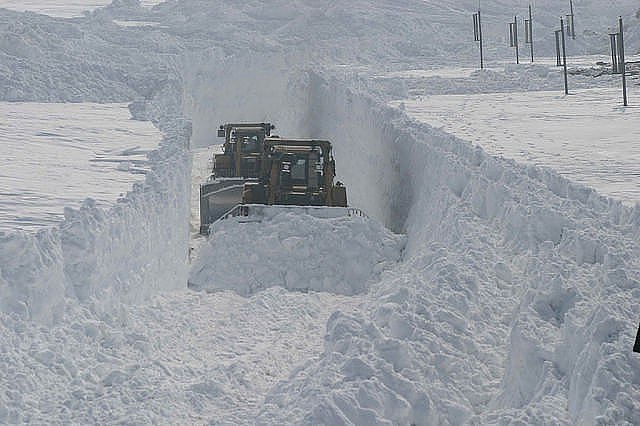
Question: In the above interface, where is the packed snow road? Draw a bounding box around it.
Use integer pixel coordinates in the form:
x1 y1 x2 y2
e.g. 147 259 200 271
0 287 364 423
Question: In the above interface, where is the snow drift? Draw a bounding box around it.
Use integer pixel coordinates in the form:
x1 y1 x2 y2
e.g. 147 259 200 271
189 210 405 296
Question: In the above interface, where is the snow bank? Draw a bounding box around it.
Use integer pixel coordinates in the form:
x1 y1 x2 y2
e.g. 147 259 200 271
254 72 640 424
189 210 405 296
0 91 191 323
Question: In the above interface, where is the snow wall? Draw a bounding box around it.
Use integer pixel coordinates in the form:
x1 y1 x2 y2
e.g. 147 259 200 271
0 83 192 324
185 51 640 423
302 73 640 424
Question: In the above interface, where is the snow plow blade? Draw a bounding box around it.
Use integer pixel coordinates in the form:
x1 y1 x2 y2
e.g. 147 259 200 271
208 204 366 234
199 178 249 234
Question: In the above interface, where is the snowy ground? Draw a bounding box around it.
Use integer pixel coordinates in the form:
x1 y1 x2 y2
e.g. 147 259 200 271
0 0 162 17
0 287 363 424
0 102 161 232
1 0 640 425
393 86 640 205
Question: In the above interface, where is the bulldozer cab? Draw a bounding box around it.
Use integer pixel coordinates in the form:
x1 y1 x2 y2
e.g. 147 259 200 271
243 138 347 207
213 122 274 178
277 148 322 190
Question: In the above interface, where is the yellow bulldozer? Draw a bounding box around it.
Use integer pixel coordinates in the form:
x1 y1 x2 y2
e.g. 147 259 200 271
212 122 274 178
199 123 274 233
242 138 347 208
199 124 350 234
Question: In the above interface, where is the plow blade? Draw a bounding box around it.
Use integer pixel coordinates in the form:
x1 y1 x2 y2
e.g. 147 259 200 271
199 178 248 234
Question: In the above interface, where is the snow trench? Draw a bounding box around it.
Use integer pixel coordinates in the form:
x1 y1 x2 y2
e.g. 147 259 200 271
183 59 640 424
0 43 639 422
313 76 640 425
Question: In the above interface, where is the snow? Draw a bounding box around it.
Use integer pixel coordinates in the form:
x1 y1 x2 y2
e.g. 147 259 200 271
189 211 405 296
0 102 161 232
0 0 162 18
0 0 640 424
0 288 363 423
392 86 640 205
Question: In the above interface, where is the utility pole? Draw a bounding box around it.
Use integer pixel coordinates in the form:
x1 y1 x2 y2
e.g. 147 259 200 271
526 4 534 62
560 17 568 95
619 16 628 106
473 9 485 69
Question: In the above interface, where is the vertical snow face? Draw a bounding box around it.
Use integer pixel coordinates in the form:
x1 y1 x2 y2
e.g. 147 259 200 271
182 53 312 149
0 88 192 323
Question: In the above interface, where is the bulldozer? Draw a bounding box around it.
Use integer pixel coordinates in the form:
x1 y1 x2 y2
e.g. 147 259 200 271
200 130 353 234
212 122 274 178
199 123 274 233
242 138 347 207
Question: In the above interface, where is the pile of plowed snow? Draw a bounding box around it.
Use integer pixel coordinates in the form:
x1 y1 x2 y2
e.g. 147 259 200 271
189 210 406 296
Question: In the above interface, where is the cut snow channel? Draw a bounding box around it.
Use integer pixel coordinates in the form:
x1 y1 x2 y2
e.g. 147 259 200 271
0 288 364 424
394 86 640 205
0 102 161 232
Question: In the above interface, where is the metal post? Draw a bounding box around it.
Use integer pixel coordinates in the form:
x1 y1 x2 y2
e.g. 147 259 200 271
473 11 484 69
514 16 519 64
569 0 575 39
508 21 519 64
610 33 619 74
555 30 562 67
529 4 534 62
619 16 628 106
473 13 479 41
479 9 484 69
560 17 568 95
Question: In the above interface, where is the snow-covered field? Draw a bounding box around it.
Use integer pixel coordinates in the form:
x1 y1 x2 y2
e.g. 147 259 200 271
393 86 640 205
0 0 162 17
1 0 640 424
0 102 161 232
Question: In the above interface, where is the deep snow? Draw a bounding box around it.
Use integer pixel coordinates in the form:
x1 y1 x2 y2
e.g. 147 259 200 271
392 86 640 205
1 0 640 425
0 102 161 232
0 0 162 18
